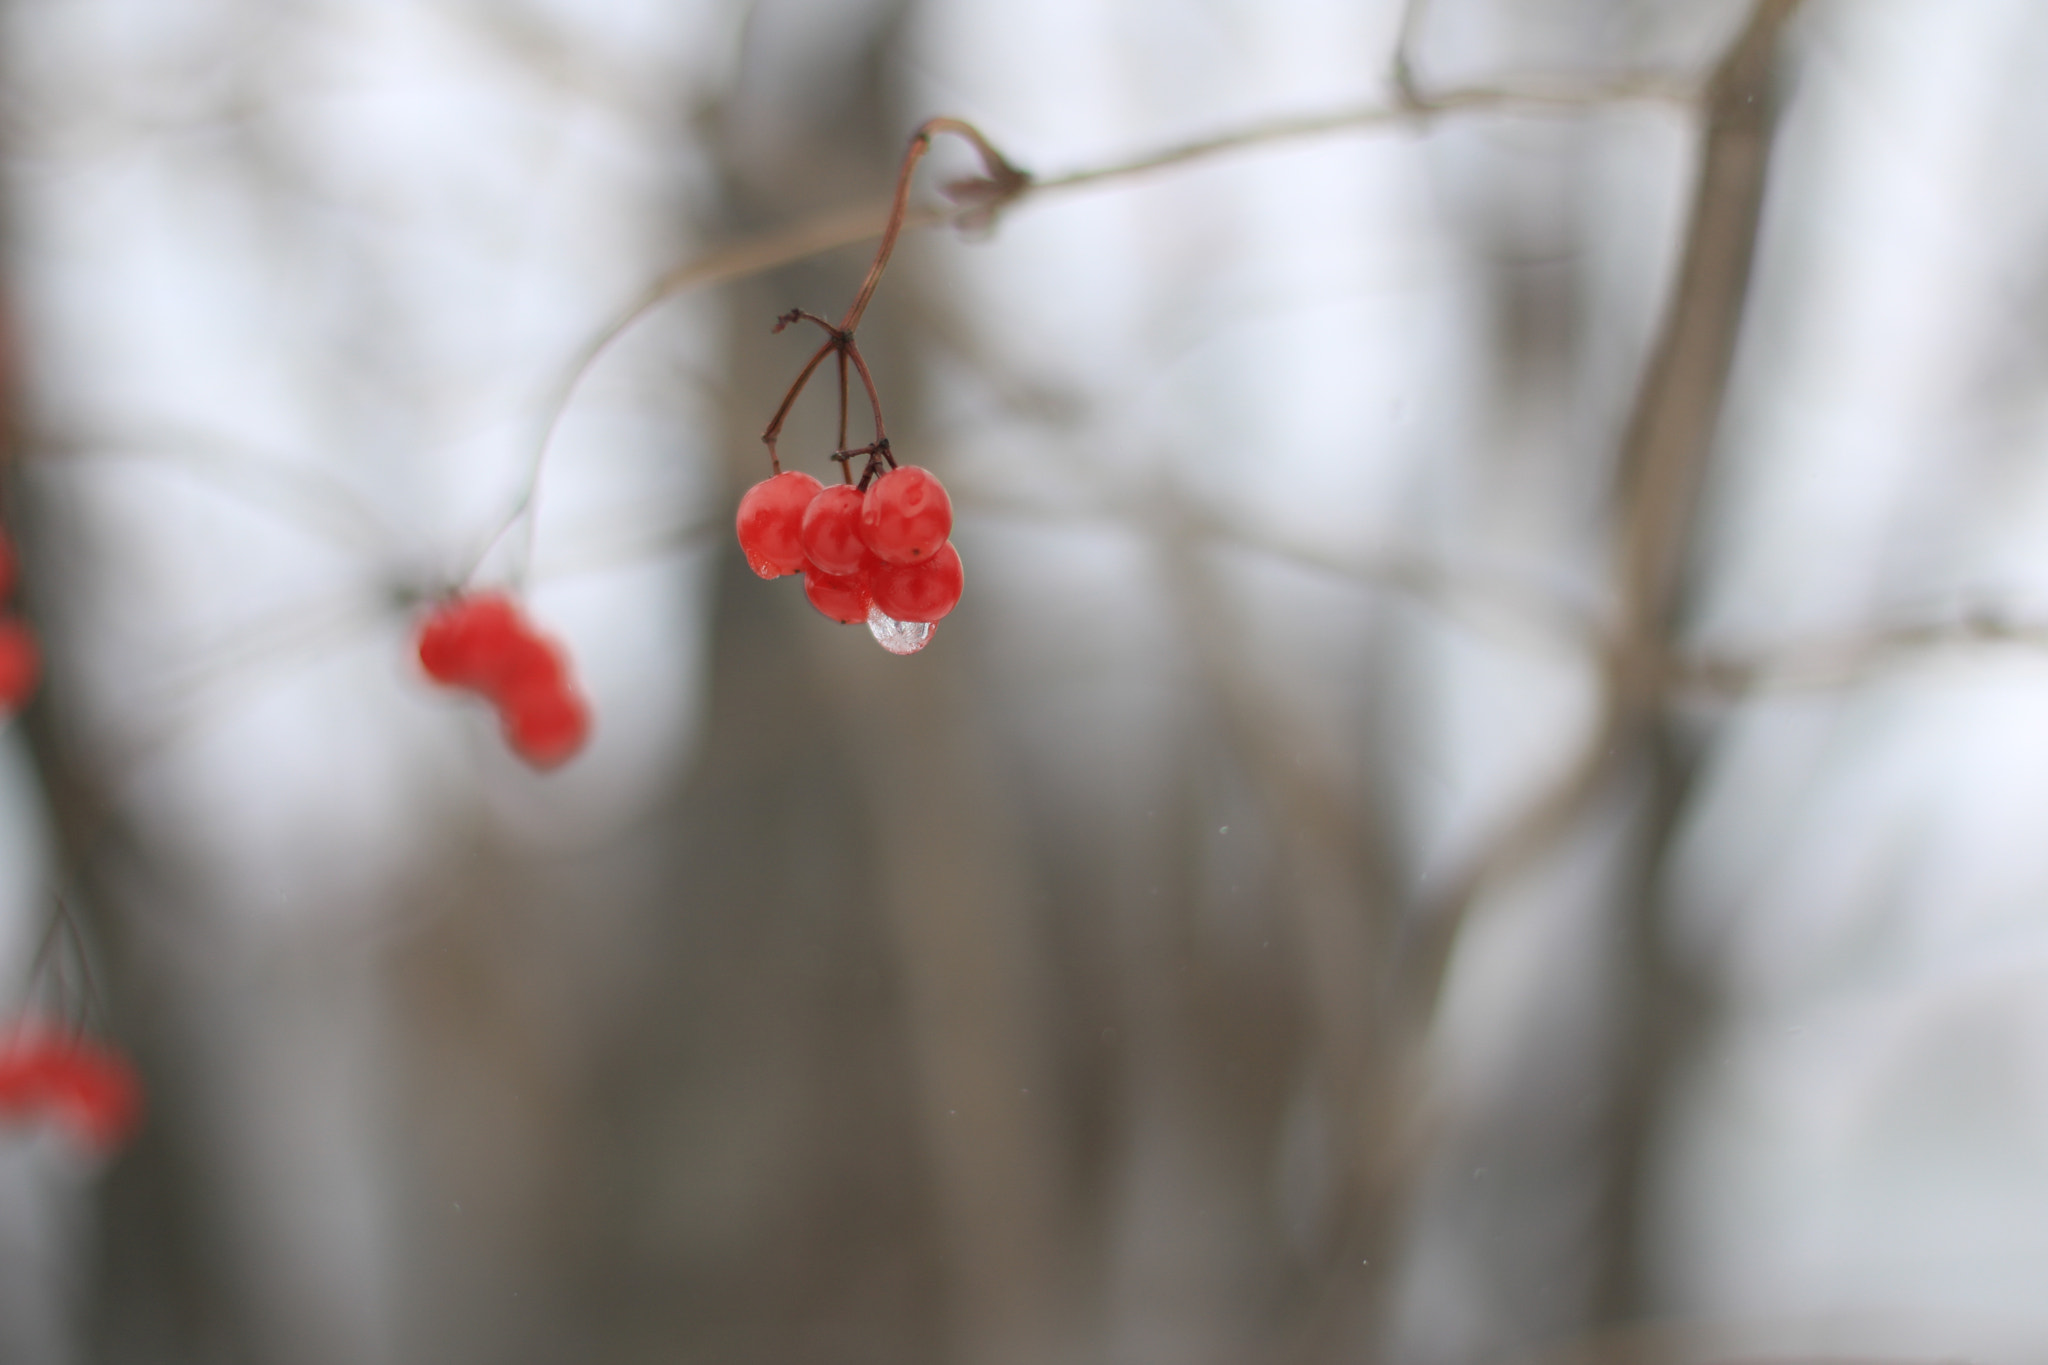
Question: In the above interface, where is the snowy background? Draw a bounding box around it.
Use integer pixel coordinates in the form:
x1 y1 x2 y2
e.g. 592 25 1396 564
4 0 2048 1362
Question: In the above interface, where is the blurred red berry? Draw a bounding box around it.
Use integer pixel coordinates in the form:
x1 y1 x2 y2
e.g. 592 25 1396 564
803 560 873 624
736 470 823 579
858 466 952 565
416 594 592 769
0 1023 142 1154
0 617 38 714
799 483 867 576
870 541 964 623
488 629 567 706
501 684 591 770
417 594 524 690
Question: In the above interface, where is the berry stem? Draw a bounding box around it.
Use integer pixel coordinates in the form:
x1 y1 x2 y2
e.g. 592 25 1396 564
21 897 106 1038
843 337 888 450
760 119 1019 477
762 312 890 470
836 346 850 458
839 118 1025 336
759 335 837 472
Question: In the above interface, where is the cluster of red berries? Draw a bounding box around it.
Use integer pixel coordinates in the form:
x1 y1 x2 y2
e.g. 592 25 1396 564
736 463 964 654
0 527 38 717
416 593 591 768
0 1021 142 1154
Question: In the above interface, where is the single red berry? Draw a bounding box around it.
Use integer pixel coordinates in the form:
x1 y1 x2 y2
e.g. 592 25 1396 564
803 560 874 624
0 1024 142 1154
417 594 523 690
0 1035 50 1107
870 541 964 623
501 683 591 770
800 483 868 576
0 617 39 714
858 466 953 565
736 470 823 579
49 1046 142 1152
487 628 567 706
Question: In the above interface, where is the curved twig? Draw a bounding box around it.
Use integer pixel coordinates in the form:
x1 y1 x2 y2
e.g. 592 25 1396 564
476 75 1700 586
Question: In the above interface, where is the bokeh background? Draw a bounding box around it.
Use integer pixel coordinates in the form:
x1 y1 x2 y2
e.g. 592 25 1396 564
6 0 2048 1361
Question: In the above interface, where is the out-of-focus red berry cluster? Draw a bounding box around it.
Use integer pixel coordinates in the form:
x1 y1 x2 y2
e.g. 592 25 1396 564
416 593 591 768
0 527 38 717
736 464 964 653
0 1021 142 1154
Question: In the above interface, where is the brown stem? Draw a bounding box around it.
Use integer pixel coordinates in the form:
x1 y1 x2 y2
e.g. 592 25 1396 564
836 347 849 458
1592 0 1807 1325
839 118 1028 336
1368 0 1806 1144
842 338 889 451
759 338 836 472
760 310 891 476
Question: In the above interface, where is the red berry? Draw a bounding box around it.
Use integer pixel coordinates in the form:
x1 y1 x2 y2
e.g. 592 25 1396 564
501 684 591 770
870 541 963 623
416 594 592 768
858 466 953 565
0 618 39 714
800 483 867 576
803 560 873 624
0 1023 142 1154
50 1047 142 1152
736 470 823 579
488 629 566 706
417 594 523 690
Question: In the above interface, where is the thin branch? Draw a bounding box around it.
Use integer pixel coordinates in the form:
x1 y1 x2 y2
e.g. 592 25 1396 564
1391 0 1431 107
957 482 1607 653
1590 0 1811 1324
758 338 837 471
842 342 888 453
482 71 1700 585
89 586 393 799
54 898 101 1035
1280 1 1807 1332
21 895 68 1000
1394 0 1807 1029
1403 715 1623 997
755 122 1018 480
32 427 393 555
839 117 1027 336
1029 78 1693 202
529 511 718 582
1680 608 2048 696
835 347 849 455
465 194 905 579
1613 0 1805 651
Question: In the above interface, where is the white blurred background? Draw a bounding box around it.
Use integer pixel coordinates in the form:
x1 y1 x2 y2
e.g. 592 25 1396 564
4 0 2048 1362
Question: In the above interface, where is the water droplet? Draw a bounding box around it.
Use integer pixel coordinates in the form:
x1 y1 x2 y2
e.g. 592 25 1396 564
1219 825 1229 835
868 604 934 655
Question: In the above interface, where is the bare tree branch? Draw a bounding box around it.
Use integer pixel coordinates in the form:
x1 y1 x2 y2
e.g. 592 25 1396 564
1681 607 2048 695
489 70 1704 574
